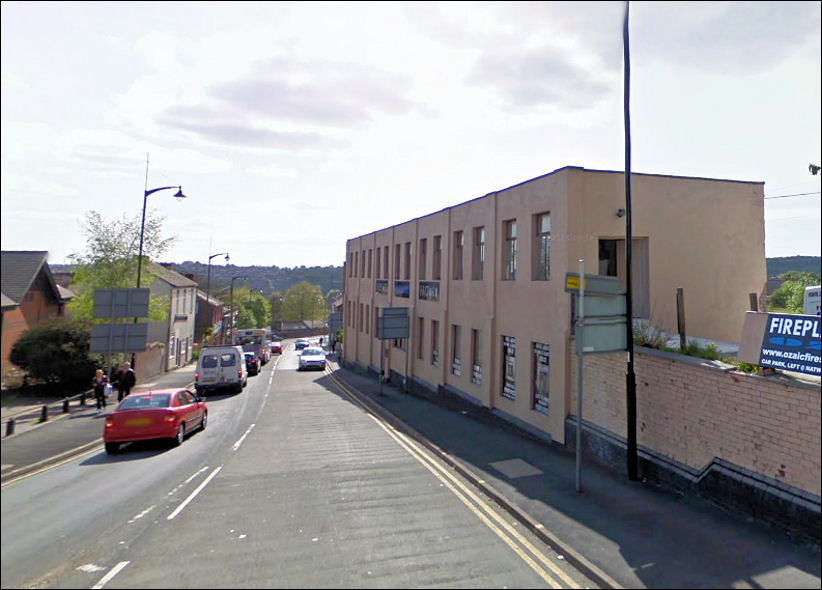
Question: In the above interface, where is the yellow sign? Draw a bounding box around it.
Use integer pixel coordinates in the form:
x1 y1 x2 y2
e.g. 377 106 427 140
566 275 581 290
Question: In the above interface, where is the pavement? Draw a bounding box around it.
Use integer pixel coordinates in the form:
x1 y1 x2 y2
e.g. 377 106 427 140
2 356 820 589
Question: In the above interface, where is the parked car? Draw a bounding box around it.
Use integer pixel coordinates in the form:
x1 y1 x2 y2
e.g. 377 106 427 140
295 337 311 350
194 345 248 395
103 388 207 454
298 346 326 371
244 351 261 376
270 341 282 355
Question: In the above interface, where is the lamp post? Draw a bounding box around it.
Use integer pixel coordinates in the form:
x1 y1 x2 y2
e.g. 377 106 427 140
131 182 187 369
229 275 247 346
206 251 229 344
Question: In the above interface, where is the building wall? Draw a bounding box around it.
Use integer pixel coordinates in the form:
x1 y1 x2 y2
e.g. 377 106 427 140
343 167 769 445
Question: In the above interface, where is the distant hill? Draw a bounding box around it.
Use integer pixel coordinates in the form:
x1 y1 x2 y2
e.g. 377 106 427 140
766 256 821 278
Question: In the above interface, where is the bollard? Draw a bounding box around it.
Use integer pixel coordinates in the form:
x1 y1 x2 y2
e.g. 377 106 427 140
5 418 14 436
63 398 69 413
40 404 49 422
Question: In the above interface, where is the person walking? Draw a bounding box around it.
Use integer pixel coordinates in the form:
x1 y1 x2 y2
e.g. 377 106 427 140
115 361 136 402
92 369 109 412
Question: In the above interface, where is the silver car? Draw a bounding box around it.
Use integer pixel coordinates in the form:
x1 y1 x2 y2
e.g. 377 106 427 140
298 347 326 371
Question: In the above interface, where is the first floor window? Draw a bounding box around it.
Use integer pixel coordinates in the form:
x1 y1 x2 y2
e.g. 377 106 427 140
501 335 516 400
471 328 483 384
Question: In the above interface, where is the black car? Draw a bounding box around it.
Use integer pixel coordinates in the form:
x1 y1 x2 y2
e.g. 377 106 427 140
244 352 260 376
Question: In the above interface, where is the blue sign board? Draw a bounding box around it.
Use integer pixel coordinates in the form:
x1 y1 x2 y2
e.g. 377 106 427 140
758 314 821 376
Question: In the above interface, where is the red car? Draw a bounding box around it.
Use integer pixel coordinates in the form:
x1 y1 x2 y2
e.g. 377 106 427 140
270 341 282 355
103 388 207 454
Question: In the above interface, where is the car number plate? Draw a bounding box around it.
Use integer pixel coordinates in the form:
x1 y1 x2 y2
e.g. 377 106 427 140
125 417 152 426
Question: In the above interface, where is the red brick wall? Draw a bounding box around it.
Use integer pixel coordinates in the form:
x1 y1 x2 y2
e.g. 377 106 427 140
570 348 821 496
1 284 63 378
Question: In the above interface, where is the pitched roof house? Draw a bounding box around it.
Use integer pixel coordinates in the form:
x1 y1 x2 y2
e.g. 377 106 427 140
1 251 75 379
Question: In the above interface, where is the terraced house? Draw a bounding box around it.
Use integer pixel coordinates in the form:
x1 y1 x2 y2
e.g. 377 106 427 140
342 166 768 445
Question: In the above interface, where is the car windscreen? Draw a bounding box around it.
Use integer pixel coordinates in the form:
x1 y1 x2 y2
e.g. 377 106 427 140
119 394 171 409
201 355 219 368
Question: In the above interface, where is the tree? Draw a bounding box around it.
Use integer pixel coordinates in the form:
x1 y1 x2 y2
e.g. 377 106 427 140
282 281 325 322
66 210 174 321
233 287 271 329
769 271 820 313
9 317 98 389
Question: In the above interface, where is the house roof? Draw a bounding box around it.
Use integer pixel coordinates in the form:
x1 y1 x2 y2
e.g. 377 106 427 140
151 262 198 288
196 289 224 306
1 250 74 305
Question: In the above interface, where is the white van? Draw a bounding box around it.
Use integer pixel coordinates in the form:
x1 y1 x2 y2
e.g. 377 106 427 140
195 345 248 395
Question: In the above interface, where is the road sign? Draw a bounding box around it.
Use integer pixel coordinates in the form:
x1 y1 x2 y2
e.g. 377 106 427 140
564 273 620 295
327 311 343 334
580 317 627 354
93 288 150 319
378 307 409 339
90 323 148 353
583 294 626 318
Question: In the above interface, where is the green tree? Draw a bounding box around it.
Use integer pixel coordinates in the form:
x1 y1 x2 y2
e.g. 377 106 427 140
234 287 271 329
282 281 325 322
769 271 820 313
66 210 173 321
9 317 98 389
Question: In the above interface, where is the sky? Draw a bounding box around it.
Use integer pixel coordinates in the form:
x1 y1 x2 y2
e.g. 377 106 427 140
2 1 820 270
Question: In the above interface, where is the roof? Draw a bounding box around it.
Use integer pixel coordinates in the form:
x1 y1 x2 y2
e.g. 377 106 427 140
1 250 74 305
196 289 224 306
151 262 198 288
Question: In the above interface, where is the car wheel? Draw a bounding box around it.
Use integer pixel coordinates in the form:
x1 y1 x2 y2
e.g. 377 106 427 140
105 442 119 454
172 423 185 447
200 411 207 430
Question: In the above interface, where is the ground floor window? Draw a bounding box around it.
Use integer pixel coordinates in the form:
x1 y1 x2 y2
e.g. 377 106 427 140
533 342 550 415
501 335 516 400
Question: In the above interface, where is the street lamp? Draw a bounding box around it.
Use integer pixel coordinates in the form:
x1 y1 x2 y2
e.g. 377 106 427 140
229 275 247 345
131 183 187 369
206 251 229 344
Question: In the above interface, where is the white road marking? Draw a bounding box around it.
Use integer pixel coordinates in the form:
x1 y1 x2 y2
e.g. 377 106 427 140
91 561 130 589
127 505 155 524
232 424 255 451
167 465 222 520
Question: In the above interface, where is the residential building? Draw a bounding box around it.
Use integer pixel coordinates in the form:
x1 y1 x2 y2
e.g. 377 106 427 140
1 251 74 380
195 290 225 346
343 166 767 444
147 263 198 374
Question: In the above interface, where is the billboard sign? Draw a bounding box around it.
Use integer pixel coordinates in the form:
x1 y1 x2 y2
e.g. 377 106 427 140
738 312 821 376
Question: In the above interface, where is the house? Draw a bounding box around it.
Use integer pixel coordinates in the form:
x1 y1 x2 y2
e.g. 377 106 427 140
137 263 198 377
1 251 75 380
195 289 225 346
342 166 768 445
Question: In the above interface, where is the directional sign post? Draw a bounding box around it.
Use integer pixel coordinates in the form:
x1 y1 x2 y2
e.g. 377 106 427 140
377 307 409 396
92 288 151 377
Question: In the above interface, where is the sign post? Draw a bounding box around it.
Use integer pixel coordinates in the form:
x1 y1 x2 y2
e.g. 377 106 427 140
377 307 409 396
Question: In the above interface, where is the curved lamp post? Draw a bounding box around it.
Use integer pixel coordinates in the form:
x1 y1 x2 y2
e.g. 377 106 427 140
131 184 187 369
206 252 229 343
229 275 248 345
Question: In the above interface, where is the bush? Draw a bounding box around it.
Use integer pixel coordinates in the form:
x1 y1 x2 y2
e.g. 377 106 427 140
9 317 97 389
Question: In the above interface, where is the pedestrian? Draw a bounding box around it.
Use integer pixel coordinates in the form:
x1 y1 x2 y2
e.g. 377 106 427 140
92 368 108 412
115 361 136 401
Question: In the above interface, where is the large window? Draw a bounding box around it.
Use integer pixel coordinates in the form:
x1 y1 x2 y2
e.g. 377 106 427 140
433 235 442 280
375 247 381 278
394 244 401 280
471 328 483 384
383 246 389 279
502 336 516 400
472 226 485 280
431 320 439 366
418 238 427 280
533 342 550 415
417 317 425 359
404 242 412 280
453 230 464 280
503 219 517 280
534 213 551 281
451 324 461 376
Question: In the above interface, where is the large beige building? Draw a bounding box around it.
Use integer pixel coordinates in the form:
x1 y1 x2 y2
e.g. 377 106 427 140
343 166 767 444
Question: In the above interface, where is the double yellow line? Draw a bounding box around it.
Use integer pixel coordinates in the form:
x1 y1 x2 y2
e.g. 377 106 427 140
323 367 585 589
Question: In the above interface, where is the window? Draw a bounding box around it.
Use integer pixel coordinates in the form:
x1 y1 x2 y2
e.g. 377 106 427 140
451 324 461 376
471 329 483 384
375 247 381 278
472 226 485 280
534 213 551 281
374 307 380 338
359 303 364 331
348 252 353 277
383 246 389 279
418 238 427 280
433 235 442 280
394 244 401 280
417 317 425 359
453 230 464 280
502 336 516 400
365 304 370 334
404 242 412 280
533 342 550 415
431 319 439 366
503 219 517 280
367 249 372 278
354 251 359 277
361 250 366 277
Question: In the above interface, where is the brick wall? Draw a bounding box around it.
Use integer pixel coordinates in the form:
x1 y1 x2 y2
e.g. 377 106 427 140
570 347 821 497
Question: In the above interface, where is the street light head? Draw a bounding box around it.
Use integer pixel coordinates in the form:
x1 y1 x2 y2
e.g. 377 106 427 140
174 187 186 201
224 253 230 262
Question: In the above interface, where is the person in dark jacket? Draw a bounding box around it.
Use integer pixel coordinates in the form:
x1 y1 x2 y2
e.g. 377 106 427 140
115 362 136 401
92 369 109 412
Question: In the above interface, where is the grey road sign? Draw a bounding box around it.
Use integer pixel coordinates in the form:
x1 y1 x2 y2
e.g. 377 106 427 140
580 317 627 354
378 307 409 339
90 323 148 353
564 273 620 295
327 311 343 334
93 288 150 319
